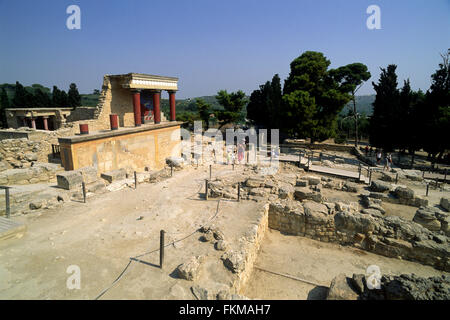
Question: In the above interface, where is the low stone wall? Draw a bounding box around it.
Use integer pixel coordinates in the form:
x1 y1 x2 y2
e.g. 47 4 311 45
220 203 270 295
0 138 41 170
281 140 355 153
0 163 62 185
268 200 450 272
66 107 98 122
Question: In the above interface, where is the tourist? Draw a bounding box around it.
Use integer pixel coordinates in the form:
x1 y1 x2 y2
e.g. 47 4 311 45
237 143 244 163
376 149 382 164
384 152 392 171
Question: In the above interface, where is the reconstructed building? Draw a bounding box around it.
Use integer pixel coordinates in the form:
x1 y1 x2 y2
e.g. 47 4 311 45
58 73 182 173
5 108 73 131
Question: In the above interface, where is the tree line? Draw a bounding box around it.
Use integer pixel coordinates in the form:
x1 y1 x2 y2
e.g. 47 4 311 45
247 51 371 144
245 49 449 163
0 81 81 110
370 49 449 164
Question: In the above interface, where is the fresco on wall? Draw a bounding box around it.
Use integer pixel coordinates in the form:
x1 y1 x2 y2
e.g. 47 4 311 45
140 91 154 123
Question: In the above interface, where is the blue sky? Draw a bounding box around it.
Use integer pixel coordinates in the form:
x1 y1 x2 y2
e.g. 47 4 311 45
0 0 449 98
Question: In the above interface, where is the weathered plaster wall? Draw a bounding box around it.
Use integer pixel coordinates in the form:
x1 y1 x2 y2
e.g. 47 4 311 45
60 125 181 174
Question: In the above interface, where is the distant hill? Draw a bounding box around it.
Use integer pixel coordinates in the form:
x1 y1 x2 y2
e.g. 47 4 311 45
340 94 375 116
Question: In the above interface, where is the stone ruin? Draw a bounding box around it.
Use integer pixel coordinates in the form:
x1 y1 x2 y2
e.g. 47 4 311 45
202 163 450 287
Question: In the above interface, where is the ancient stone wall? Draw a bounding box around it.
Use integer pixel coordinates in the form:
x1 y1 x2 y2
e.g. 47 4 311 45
0 138 40 170
229 203 269 295
0 163 62 186
268 200 450 272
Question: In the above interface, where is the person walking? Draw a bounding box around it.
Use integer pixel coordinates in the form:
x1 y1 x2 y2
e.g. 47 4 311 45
384 152 392 171
376 149 382 165
237 143 244 163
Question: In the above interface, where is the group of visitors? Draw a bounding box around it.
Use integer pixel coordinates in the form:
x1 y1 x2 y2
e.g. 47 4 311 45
364 145 393 171
226 139 246 164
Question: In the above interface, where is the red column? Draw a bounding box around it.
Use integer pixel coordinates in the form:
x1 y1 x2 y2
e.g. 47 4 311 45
132 90 141 126
43 117 49 130
169 91 176 121
110 114 119 130
31 118 36 129
153 90 161 124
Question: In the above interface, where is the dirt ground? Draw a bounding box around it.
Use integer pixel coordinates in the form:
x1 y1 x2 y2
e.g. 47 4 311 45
0 165 263 300
1 156 448 300
243 229 449 300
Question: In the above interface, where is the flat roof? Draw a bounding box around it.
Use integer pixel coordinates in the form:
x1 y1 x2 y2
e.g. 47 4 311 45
5 108 73 111
58 121 183 144
108 73 179 81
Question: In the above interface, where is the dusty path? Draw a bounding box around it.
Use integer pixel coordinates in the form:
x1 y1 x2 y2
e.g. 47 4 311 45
0 164 259 299
243 229 449 300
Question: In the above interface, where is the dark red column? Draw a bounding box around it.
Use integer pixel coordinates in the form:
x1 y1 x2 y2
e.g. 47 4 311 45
43 117 49 130
168 90 176 121
153 90 161 124
110 114 118 130
132 90 142 126
31 117 36 129
79 123 89 134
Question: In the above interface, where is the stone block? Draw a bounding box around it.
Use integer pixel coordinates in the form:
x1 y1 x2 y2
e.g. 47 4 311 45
370 180 391 192
78 166 98 184
440 197 450 212
100 168 127 183
394 186 414 200
57 171 83 190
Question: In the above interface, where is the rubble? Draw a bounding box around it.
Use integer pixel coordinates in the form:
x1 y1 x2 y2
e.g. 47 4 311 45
176 256 205 281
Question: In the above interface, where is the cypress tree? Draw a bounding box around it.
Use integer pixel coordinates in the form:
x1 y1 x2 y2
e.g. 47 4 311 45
68 83 81 108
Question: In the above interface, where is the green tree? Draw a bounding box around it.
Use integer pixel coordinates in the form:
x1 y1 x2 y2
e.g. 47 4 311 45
51 86 69 108
369 65 400 151
281 51 351 142
215 90 247 128
11 81 33 108
33 88 52 108
330 63 371 147
421 49 450 163
0 88 10 127
195 98 211 130
68 83 81 108
247 74 282 129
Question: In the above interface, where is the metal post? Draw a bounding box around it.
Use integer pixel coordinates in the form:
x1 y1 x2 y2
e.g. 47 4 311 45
5 187 10 219
237 183 240 202
160 230 165 269
445 169 447 183
209 165 212 180
205 179 209 200
395 173 398 184
369 169 372 185
82 182 86 203
134 171 137 189
426 183 429 197
358 164 361 180
171 165 173 177
298 153 301 168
